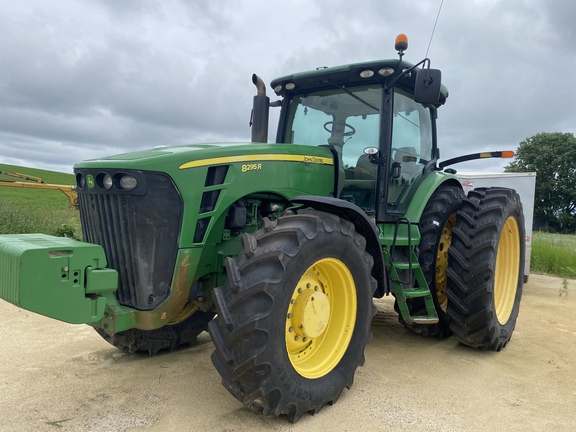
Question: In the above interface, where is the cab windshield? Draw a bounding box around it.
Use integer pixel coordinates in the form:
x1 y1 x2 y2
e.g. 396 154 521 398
285 86 381 168
285 86 381 210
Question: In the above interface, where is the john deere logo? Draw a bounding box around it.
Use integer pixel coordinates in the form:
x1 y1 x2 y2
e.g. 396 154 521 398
86 174 95 188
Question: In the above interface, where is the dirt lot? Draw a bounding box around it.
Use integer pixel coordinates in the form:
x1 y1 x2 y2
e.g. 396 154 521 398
1 274 575 432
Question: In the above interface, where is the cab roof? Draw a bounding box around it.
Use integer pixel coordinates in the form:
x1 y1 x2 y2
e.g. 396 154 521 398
270 59 449 107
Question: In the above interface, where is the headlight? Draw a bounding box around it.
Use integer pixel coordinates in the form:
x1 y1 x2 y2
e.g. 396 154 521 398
102 174 113 190
76 173 85 189
119 174 138 191
378 67 395 76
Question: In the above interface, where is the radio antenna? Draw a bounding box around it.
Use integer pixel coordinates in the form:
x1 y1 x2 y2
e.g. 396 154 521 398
425 0 444 59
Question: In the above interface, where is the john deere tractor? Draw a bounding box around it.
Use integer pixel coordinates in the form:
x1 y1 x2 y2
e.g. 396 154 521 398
0 35 524 422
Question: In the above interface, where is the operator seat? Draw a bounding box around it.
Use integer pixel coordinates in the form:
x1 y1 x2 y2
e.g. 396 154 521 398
387 146 420 204
354 154 378 180
354 147 420 182
339 153 377 209
393 147 419 183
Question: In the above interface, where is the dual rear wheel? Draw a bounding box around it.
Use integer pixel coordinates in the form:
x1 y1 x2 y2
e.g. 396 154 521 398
398 186 525 350
446 187 525 350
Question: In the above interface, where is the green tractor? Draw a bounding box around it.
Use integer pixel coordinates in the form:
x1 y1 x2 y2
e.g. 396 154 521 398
0 35 525 422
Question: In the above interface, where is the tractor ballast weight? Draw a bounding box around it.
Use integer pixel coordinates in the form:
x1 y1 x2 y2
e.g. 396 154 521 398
0 35 524 421
0 234 116 323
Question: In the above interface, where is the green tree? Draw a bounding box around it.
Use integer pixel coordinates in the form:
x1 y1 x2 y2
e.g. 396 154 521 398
505 132 576 231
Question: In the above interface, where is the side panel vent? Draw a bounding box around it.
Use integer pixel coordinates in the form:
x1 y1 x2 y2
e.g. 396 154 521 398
205 165 229 187
200 190 221 213
193 217 211 244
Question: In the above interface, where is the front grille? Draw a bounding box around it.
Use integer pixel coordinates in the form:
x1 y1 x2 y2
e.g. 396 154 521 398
77 172 183 310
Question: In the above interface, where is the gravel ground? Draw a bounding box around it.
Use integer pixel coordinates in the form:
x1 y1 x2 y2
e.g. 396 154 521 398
1 273 575 432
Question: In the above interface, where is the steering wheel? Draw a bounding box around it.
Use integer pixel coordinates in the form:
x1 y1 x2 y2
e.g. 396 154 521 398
323 121 356 137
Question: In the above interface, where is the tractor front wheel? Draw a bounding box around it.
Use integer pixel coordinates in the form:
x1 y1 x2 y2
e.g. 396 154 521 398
446 188 525 351
208 210 376 422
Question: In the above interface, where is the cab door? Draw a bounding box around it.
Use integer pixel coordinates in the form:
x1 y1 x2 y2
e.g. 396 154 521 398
386 89 434 215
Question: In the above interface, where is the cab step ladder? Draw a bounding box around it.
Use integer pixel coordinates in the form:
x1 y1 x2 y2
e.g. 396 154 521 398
387 218 439 325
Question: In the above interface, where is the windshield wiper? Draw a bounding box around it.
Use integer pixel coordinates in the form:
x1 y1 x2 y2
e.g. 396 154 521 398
328 81 380 112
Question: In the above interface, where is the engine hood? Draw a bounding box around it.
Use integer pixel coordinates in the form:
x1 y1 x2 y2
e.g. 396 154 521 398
73 142 335 173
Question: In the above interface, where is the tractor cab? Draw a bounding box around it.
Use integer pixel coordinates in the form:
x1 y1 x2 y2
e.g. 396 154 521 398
270 37 446 222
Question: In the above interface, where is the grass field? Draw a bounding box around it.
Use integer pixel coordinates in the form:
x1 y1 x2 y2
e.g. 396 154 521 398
531 231 576 279
0 163 81 239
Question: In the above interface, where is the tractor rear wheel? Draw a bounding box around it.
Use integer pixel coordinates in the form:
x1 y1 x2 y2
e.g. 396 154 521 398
446 188 525 351
96 309 215 355
396 185 464 338
208 210 376 422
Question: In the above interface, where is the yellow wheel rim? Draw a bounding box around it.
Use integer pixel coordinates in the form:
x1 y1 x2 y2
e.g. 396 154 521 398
285 258 357 379
494 216 520 325
435 214 456 312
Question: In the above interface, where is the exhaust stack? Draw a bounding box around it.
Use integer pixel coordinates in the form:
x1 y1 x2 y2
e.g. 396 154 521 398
251 74 269 143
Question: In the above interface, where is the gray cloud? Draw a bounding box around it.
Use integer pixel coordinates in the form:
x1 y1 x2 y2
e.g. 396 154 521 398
0 0 574 175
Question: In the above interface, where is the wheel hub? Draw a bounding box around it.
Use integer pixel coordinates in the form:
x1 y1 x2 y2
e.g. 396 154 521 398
291 290 330 339
285 258 357 379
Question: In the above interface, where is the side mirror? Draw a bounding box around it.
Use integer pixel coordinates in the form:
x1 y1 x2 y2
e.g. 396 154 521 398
414 68 442 104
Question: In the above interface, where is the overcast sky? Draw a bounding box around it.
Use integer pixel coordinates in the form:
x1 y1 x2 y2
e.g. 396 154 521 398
1 0 575 174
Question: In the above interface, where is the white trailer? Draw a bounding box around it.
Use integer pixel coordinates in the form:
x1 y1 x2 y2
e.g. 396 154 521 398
457 172 536 283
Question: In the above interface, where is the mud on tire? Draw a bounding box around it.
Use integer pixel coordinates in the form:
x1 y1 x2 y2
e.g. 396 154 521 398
446 187 525 351
208 210 377 422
